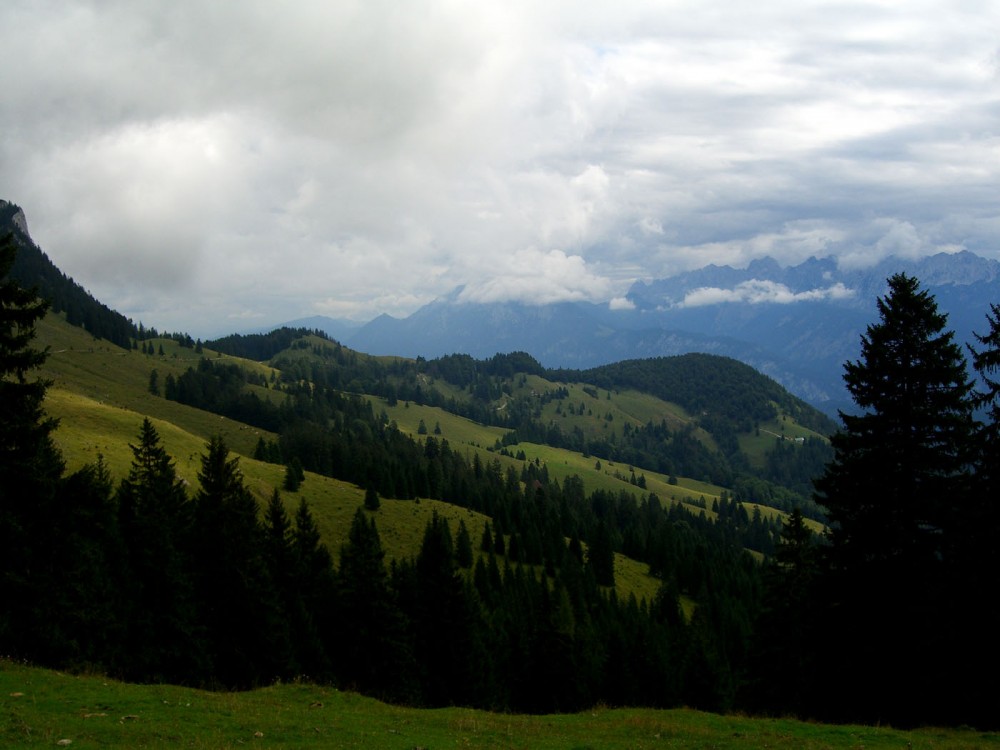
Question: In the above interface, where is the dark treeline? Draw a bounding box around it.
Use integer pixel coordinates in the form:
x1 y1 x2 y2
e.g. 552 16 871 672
0 407 764 711
0 413 761 711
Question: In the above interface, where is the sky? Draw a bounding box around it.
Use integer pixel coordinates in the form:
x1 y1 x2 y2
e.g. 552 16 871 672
1 1 998 337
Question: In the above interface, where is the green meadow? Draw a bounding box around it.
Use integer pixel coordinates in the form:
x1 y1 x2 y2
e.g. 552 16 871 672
2 661 994 750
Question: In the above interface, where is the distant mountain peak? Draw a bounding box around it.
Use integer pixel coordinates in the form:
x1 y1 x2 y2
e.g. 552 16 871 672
1 199 30 239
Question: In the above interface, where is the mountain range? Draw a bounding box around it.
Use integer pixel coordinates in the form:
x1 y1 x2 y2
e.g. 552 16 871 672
5 196 997 416
308 251 1000 415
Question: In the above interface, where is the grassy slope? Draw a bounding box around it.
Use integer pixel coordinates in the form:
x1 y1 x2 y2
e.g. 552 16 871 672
2 662 994 750
36 311 825 604
35 314 662 602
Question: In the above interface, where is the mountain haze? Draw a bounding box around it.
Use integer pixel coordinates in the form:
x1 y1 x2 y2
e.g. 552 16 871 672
318 251 1000 415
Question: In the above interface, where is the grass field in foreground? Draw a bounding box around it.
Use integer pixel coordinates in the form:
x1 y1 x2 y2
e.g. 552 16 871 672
2 662 996 750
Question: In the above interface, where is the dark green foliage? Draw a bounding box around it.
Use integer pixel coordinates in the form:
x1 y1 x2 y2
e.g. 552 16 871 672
189 436 290 687
404 512 489 706
262 490 315 677
807 274 984 727
551 353 836 435
167 358 281 431
0 232 64 656
455 519 473 568
969 303 1000 495
205 327 332 361
289 498 338 678
283 457 304 492
334 508 412 700
960 304 1000 725
117 419 204 683
364 484 380 510
586 520 615 587
47 457 129 670
818 274 974 568
744 508 819 715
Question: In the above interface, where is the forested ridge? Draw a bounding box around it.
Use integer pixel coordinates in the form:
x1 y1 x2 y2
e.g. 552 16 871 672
2 229 999 728
203 332 833 520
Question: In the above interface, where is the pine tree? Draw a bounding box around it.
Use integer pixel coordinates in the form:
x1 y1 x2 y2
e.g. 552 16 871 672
364 483 380 510
960 304 1000 727
480 521 494 553
335 508 411 697
191 436 288 687
263 488 327 678
45 456 128 670
455 519 473 568
0 232 64 658
286 456 306 491
812 273 976 726
817 273 975 567
410 512 487 705
745 508 818 715
116 418 203 682
968 303 1000 497
291 498 338 676
586 520 615 587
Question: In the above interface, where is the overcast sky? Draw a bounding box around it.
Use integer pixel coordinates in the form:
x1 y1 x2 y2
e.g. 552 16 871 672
2 1 998 336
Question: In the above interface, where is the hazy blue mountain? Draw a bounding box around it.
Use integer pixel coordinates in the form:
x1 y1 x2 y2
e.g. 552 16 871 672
344 251 1000 415
625 251 1000 410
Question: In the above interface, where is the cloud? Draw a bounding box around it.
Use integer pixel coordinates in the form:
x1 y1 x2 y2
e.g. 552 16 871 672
609 296 636 311
457 248 615 305
681 280 855 308
1 1 998 335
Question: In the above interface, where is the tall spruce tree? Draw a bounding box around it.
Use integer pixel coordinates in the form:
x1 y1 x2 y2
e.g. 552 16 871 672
0 233 64 660
410 512 487 706
291 498 338 678
335 507 412 698
117 418 203 682
745 508 819 716
812 273 976 726
961 304 1000 727
191 436 287 687
969 303 1000 498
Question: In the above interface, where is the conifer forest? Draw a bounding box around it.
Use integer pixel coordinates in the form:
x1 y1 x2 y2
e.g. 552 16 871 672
2 230 999 729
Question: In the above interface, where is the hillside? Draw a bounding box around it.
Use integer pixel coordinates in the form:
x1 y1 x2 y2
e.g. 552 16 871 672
20 311 771 709
39 308 804 580
0 211 836 711
6 201 1000 729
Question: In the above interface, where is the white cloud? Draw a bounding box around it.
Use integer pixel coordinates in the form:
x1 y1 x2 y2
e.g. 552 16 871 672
1 1 998 335
681 280 855 308
457 248 615 305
